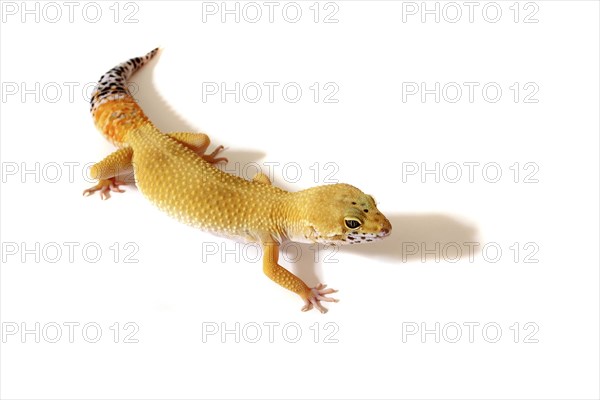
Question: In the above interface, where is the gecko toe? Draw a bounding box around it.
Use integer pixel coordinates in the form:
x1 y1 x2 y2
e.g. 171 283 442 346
302 284 338 313
83 178 126 200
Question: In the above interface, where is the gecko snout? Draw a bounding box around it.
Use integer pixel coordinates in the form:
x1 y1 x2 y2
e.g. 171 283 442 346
379 219 392 237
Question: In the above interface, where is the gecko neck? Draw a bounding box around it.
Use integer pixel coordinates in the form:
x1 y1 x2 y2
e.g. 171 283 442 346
277 190 320 244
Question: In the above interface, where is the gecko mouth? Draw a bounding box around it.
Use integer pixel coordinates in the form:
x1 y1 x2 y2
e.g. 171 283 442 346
378 227 391 238
319 226 391 245
344 233 381 244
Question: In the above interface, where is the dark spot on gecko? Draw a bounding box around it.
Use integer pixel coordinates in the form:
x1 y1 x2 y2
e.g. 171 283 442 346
366 239 373 242
364 209 369 213
361 236 365 240
348 236 355 240
352 202 356 205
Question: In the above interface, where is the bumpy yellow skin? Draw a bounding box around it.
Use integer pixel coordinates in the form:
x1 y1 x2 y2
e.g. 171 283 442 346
128 124 289 241
85 50 392 313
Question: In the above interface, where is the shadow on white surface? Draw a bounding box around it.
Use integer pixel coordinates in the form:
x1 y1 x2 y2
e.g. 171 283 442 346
131 50 197 133
130 51 268 169
287 213 479 287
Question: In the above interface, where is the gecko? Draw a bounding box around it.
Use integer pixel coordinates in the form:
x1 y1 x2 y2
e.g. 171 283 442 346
84 48 392 313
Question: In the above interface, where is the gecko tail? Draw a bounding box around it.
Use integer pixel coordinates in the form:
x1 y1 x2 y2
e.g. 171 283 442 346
90 48 160 146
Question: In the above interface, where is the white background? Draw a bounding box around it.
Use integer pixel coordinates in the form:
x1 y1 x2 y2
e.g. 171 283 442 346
1 1 598 399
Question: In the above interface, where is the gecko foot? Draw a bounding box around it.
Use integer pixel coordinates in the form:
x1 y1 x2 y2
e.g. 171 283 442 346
201 145 228 165
83 178 126 200
301 284 339 314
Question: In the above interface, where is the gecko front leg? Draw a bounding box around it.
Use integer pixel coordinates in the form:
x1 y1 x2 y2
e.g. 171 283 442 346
261 240 338 313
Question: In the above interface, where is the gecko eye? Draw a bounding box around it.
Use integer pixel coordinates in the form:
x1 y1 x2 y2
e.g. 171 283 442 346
344 218 362 229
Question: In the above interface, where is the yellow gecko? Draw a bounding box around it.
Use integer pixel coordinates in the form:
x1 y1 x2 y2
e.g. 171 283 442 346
84 48 392 313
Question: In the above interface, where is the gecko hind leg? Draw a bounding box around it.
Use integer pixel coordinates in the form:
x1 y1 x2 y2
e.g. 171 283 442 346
84 133 227 200
83 179 126 200
167 132 228 165
83 147 132 200
252 172 272 185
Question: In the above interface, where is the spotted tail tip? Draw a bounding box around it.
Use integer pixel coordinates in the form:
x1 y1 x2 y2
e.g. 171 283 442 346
147 47 160 59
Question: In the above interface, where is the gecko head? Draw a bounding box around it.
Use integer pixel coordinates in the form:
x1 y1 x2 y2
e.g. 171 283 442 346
294 183 392 245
